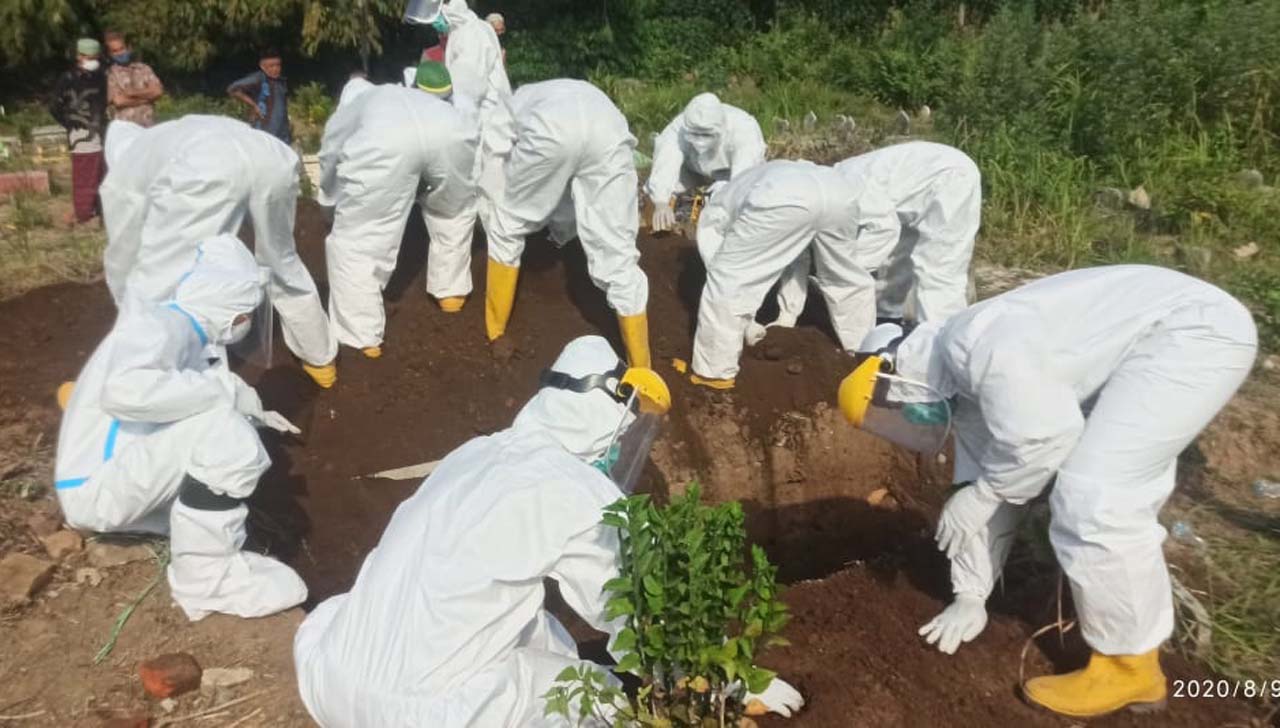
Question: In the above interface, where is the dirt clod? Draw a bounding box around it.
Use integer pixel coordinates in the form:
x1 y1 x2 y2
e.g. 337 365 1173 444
40 529 84 560
75 566 104 587
0 552 55 606
88 542 154 568
786 361 803 375
763 344 785 361
25 511 62 538
139 652 203 699
200 666 255 693
491 337 516 363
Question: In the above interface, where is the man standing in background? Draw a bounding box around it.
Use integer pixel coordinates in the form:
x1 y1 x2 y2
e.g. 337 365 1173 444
227 48 292 145
486 12 507 65
49 38 107 226
104 31 164 127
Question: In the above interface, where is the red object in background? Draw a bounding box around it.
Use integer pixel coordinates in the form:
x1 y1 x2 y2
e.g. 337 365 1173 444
70 151 105 223
422 38 447 63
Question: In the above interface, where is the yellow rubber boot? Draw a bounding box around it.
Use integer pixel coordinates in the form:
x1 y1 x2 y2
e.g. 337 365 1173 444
362 346 382 359
437 296 466 313
301 362 337 389
690 373 735 390
1023 650 1167 718
618 312 651 368
485 259 520 341
56 381 75 410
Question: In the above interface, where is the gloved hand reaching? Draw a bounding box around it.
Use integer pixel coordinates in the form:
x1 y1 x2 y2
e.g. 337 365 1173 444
651 203 677 232
744 677 805 717
259 410 302 435
918 594 988 655
936 483 1003 559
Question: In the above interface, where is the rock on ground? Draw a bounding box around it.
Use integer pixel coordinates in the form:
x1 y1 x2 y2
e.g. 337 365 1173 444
0 552 56 607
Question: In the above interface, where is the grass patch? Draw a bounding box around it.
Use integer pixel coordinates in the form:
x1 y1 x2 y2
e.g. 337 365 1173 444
0 188 105 300
1200 532 1280 684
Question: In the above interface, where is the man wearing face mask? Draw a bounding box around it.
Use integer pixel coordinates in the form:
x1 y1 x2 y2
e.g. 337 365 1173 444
837 266 1257 717
48 38 107 226
294 335 803 726
54 234 308 621
99 115 339 388
104 30 164 127
646 92 767 233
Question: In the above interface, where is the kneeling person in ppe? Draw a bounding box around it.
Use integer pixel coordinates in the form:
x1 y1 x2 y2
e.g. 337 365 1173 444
294 336 802 726
837 265 1257 718
100 115 339 388
645 92 766 232
320 63 478 358
689 160 871 389
54 234 308 621
486 79 652 367
771 141 980 336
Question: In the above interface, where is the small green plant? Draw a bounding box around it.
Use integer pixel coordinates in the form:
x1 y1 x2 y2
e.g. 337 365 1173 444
544 484 790 727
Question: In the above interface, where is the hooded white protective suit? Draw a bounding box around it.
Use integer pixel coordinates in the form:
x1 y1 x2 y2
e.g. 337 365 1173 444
644 93 767 207
692 160 868 381
320 84 479 349
99 116 337 368
293 336 633 727
773 141 980 329
440 0 515 234
488 79 649 318
892 265 1256 655
54 234 308 621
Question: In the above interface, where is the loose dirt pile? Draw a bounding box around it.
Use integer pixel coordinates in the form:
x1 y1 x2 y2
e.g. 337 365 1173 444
0 201 1263 725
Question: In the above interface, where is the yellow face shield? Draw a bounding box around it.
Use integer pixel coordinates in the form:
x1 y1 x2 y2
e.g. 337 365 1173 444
838 355 952 454
603 367 671 493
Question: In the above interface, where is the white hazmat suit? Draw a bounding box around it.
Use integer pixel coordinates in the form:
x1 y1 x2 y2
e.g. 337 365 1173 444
54 234 308 621
890 265 1256 657
438 0 515 234
99 116 337 371
645 93 767 231
294 336 637 727
486 79 651 366
319 84 479 350
692 160 869 385
773 141 980 330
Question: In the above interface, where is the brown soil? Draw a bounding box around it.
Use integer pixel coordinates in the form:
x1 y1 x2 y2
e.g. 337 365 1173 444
0 200 1267 725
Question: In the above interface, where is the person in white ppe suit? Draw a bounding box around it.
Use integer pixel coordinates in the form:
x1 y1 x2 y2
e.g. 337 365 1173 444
767 141 980 339
319 62 478 358
406 0 514 235
836 265 1257 718
645 92 767 233
54 234 308 621
294 335 802 726
486 79 652 368
688 159 870 389
99 116 339 388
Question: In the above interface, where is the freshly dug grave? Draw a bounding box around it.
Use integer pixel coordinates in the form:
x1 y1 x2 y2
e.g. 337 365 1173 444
0 200 1262 726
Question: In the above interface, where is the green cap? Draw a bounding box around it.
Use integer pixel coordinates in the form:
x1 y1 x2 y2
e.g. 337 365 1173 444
77 38 101 56
415 61 452 98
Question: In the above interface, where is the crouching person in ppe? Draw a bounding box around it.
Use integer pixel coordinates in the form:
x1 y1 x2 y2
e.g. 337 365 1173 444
54 234 308 621
645 92 766 233
485 79 652 367
687 159 868 390
294 335 802 726
99 116 339 388
319 62 478 359
768 141 980 338
836 265 1257 718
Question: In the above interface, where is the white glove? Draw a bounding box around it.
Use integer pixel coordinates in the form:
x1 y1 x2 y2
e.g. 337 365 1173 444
744 321 768 346
744 677 804 718
259 410 302 435
918 594 988 655
651 202 677 232
935 484 1002 559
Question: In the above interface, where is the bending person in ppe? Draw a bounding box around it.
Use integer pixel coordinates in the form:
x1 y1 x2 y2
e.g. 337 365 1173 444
486 79 652 367
54 234 307 621
295 336 800 726
319 63 478 358
772 141 980 336
687 159 867 389
405 0 514 236
645 92 766 233
837 265 1257 718
99 116 339 388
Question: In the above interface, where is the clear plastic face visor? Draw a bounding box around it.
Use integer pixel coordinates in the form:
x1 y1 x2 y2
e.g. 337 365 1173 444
226 271 274 370
540 365 671 494
403 0 443 24
838 356 951 455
